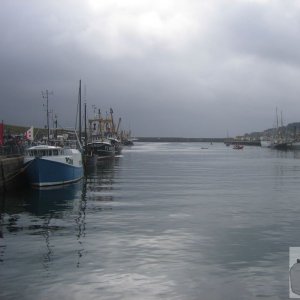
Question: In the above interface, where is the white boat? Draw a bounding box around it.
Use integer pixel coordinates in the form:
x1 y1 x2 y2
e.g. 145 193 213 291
24 145 83 187
260 138 272 148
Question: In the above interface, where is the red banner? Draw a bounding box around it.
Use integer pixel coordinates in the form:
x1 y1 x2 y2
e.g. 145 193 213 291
0 122 4 146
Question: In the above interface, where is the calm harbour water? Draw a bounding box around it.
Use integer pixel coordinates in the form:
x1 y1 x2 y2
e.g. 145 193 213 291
1 142 300 299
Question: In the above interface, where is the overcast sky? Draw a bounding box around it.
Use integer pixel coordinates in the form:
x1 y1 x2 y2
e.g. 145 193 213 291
1 0 300 137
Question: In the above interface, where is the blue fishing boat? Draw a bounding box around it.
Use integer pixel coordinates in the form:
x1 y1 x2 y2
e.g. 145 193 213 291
24 145 83 187
23 83 84 188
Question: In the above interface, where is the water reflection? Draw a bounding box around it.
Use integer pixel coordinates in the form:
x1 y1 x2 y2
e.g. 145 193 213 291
86 157 118 180
0 157 119 271
0 182 82 216
0 181 86 269
274 149 300 159
85 158 119 203
75 180 87 268
26 182 83 216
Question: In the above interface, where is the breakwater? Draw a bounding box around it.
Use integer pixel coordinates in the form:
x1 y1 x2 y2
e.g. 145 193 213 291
136 137 261 145
137 137 225 142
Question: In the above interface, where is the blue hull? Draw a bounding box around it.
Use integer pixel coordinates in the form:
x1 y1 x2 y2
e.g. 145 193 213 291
25 158 83 187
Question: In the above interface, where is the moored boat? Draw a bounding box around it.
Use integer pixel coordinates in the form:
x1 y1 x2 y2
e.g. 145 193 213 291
269 108 292 150
122 138 134 146
87 107 123 158
108 137 122 155
271 141 292 150
24 145 83 187
85 140 115 158
23 83 84 187
233 144 244 150
260 137 272 148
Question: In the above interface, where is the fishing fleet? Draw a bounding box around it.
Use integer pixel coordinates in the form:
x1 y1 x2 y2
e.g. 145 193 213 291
19 81 134 188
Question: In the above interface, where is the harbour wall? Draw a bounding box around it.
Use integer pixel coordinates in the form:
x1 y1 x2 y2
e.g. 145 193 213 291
0 156 25 191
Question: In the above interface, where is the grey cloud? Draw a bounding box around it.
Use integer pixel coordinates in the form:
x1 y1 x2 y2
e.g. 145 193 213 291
1 0 300 137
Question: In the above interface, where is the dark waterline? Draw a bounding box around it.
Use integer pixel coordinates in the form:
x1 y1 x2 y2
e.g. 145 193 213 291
1 142 300 299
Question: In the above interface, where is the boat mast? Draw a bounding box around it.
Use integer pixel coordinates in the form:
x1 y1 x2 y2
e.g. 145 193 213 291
275 107 278 129
78 80 82 144
42 89 52 142
84 102 87 149
54 114 58 139
116 117 122 135
84 84 87 149
110 108 115 135
98 109 103 140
